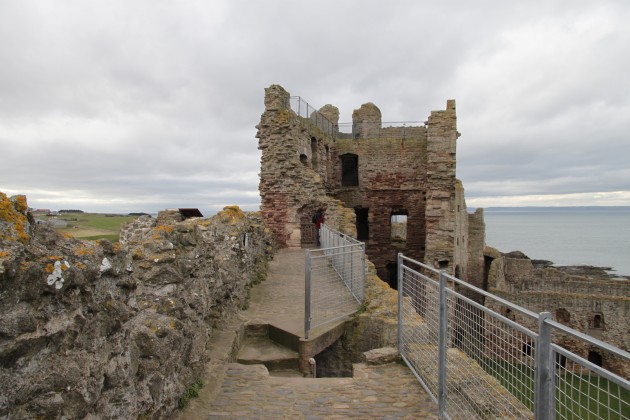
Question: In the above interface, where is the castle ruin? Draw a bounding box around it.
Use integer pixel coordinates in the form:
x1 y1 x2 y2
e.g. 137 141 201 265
256 84 484 290
256 84 629 378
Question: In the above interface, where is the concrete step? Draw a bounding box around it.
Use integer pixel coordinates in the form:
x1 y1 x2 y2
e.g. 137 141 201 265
236 335 299 372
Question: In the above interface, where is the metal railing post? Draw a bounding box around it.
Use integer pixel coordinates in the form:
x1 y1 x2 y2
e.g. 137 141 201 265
304 250 312 339
438 270 448 416
535 312 555 420
397 253 404 352
361 243 365 301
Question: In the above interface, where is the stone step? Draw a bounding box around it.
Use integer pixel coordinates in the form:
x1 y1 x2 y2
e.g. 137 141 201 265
236 335 299 372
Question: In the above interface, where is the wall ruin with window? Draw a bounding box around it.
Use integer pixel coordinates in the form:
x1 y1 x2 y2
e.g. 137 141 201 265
257 84 478 285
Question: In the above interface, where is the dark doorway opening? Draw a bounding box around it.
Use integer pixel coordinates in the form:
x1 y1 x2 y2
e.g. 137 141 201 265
588 350 603 367
355 208 369 240
386 262 398 290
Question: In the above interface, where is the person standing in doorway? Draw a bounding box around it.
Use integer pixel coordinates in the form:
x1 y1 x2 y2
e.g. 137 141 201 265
313 208 325 247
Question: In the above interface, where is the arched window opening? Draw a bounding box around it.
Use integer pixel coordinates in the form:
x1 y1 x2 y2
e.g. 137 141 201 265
300 154 308 167
340 154 358 186
555 308 571 324
593 313 603 329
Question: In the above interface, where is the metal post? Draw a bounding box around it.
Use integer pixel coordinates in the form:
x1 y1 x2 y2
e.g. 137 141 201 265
350 245 354 294
397 253 404 352
360 243 365 302
304 250 312 339
535 312 555 420
438 270 448 416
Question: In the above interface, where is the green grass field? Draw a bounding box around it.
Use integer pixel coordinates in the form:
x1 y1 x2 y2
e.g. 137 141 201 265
37 212 138 242
480 357 630 419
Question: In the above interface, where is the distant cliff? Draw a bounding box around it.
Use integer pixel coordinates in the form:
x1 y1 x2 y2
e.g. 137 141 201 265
0 193 273 419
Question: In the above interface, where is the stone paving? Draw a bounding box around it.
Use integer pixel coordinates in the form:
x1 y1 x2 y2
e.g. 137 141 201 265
181 248 440 419
241 248 307 336
206 362 438 419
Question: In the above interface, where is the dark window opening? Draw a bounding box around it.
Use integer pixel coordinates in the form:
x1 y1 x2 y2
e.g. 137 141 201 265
593 313 603 329
588 350 603 367
300 154 308 166
556 308 571 324
522 342 533 356
556 353 567 369
340 154 358 186
355 208 369 240
438 260 449 270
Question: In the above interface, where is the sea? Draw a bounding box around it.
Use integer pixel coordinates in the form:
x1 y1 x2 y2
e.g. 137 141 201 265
480 206 630 277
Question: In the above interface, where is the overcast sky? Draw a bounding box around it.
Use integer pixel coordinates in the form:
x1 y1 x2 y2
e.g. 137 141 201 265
1 0 629 214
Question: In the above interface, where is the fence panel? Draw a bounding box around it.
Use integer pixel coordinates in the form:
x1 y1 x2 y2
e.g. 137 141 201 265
398 253 630 420
305 225 365 338
289 96 335 139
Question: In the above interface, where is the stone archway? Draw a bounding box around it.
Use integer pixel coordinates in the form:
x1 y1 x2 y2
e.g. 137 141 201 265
297 202 325 248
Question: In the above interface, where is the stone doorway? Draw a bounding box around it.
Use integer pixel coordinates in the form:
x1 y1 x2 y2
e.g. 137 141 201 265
299 204 322 247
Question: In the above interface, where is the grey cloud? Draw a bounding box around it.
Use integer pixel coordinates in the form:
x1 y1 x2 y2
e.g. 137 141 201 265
1 0 630 212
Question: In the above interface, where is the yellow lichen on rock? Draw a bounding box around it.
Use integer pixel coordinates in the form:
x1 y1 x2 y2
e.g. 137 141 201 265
74 243 96 256
0 192 30 244
216 206 244 225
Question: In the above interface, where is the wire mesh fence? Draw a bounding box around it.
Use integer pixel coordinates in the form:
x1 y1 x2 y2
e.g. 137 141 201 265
304 225 365 338
289 96 335 139
397 253 630 420
335 121 426 139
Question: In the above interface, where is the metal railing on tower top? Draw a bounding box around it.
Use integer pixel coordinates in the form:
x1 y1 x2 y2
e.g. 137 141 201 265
290 96 335 139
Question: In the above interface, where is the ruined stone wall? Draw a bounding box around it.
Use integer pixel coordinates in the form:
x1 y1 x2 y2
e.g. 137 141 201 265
424 100 459 273
453 180 469 280
453 181 487 303
0 194 273 419
333 135 427 281
257 85 463 285
486 255 630 378
466 208 486 298
257 85 355 247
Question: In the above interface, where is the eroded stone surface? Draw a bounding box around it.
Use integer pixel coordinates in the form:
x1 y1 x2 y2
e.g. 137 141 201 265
0 194 273 419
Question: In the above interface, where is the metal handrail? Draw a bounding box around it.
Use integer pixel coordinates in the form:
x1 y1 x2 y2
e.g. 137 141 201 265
398 252 630 419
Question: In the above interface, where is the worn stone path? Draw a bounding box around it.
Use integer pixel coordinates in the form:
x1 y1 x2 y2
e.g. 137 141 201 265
207 363 437 419
180 248 439 419
241 248 307 336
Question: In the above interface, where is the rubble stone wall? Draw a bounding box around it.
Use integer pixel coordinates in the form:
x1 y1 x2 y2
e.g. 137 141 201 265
486 254 630 378
257 85 355 248
0 193 273 419
424 100 459 271
333 135 428 282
